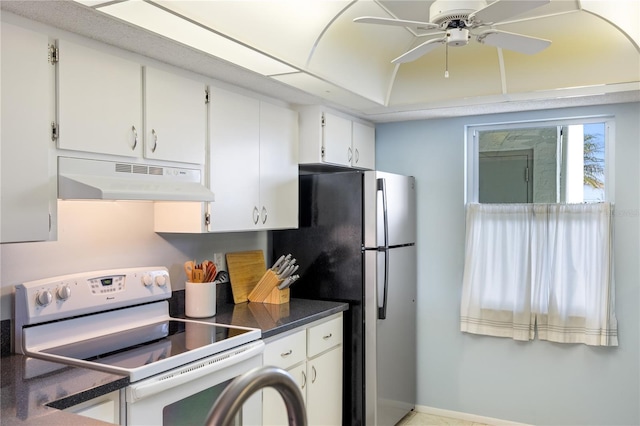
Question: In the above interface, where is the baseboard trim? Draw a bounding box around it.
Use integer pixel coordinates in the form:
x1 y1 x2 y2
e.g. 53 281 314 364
414 405 533 426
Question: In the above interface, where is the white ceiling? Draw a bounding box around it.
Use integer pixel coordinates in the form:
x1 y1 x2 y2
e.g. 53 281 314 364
2 0 639 123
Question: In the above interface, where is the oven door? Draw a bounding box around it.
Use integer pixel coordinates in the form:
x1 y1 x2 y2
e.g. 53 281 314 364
125 340 264 426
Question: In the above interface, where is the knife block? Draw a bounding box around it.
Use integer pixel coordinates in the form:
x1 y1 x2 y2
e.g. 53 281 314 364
247 270 290 304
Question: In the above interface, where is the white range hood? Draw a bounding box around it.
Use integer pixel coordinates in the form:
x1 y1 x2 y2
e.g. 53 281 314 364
58 157 215 202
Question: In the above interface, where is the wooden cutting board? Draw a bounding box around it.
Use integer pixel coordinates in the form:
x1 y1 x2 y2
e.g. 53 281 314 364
226 250 267 304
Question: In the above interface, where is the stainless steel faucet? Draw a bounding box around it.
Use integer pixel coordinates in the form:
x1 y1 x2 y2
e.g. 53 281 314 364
205 365 307 426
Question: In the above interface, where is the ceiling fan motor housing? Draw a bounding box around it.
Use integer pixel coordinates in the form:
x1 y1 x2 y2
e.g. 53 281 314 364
429 0 488 26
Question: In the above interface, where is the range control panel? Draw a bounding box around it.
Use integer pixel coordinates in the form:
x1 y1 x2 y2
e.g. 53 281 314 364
15 267 172 326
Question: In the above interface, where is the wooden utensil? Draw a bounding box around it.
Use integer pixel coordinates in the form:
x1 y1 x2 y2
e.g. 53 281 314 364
184 260 195 282
192 268 204 283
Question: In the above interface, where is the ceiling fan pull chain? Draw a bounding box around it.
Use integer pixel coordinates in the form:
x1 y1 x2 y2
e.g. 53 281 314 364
444 41 449 78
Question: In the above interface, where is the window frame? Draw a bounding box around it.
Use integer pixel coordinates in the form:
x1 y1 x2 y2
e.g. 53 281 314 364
464 116 615 204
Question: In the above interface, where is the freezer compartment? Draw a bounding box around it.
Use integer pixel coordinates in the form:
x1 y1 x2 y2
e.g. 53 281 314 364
364 171 416 249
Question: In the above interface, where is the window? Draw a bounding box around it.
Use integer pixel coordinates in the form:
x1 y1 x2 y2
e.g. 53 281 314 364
461 117 617 347
466 118 614 204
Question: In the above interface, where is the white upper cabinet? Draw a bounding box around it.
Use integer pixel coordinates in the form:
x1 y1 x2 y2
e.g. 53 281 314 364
208 87 261 231
258 101 299 230
298 105 375 170
1 22 55 243
322 112 352 167
57 39 142 158
56 40 206 165
155 87 299 233
144 67 206 164
352 120 376 170
208 87 298 232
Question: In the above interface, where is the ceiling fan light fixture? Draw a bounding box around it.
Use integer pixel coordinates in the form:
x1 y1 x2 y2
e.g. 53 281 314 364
447 28 470 47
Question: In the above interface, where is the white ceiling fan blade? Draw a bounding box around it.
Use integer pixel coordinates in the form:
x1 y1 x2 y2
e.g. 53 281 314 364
477 30 551 54
353 16 440 31
470 0 550 24
392 37 447 64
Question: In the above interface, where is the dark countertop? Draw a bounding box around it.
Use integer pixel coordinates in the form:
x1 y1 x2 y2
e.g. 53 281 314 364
193 298 349 340
0 355 128 426
1 297 348 425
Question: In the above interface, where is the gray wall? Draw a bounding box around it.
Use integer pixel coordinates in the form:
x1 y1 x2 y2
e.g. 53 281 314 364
376 102 640 426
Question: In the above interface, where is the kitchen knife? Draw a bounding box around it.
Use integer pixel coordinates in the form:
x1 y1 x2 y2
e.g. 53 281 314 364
278 264 294 280
275 254 292 273
278 274 299 289
270 254 285 271
280 264 298 280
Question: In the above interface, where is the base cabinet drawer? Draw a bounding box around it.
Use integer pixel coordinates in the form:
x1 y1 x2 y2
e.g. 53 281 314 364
263 329 306 369
307 315 342 358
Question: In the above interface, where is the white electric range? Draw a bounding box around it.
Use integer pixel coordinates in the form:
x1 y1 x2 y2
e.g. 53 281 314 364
14 266 264 425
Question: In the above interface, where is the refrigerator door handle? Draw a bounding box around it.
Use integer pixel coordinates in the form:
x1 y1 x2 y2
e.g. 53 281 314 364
378 248 389 320
378 178 389 320
378 178 389 249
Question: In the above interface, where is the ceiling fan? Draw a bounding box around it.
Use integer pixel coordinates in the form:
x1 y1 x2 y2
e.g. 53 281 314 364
354 0 552 64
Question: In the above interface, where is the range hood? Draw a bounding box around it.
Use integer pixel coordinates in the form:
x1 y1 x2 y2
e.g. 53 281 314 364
58 157 215 202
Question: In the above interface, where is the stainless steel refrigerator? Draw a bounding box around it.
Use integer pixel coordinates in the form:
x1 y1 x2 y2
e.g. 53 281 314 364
270 170 417 426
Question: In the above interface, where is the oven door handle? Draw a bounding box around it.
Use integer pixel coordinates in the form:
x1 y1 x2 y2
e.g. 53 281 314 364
127 341 265 402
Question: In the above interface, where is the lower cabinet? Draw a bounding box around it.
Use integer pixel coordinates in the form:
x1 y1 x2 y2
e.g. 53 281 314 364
262 313 343 426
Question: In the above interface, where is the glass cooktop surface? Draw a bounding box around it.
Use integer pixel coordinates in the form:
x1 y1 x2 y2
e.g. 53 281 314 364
41 320 252 370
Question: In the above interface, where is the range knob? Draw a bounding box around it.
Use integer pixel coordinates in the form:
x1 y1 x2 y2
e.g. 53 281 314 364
35 290 53 307
155 274 168 287
142 274 154 287
57 285 72 301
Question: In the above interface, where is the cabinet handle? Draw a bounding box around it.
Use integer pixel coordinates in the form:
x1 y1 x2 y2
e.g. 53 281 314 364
252 206 259 225
311 366 317 384
355 149 359 164
348 147 353 162
301 370 307 390
151 129 158 153
261 206 268 224
131 125 138 150
280 349 292 357
322 333 333 340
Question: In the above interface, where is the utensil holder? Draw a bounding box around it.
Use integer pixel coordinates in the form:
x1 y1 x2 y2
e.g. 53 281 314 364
185 281 217 317
247 270 290 304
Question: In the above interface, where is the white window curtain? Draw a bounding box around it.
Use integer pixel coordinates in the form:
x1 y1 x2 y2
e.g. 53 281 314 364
460 202 617 346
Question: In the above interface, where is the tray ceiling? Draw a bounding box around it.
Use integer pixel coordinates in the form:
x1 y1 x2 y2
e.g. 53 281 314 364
2 0 638 122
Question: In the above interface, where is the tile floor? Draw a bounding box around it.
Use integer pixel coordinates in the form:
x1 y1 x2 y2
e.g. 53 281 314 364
396 411 491 426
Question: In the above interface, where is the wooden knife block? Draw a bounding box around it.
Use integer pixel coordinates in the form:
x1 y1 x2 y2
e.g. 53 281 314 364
247 270 290 304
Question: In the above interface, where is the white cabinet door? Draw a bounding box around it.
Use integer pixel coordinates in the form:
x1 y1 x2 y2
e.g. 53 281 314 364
262 363 307 426
298 106 375 170
323 112 352 167
1 23 54 243
352 121 376 170
258 102 299 230
57 39 141 157
208 87 260 232
144 67 206 164
154 89 298 233
306 346 343 426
